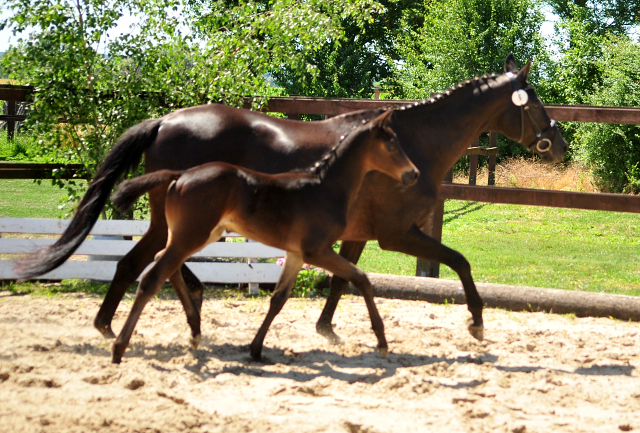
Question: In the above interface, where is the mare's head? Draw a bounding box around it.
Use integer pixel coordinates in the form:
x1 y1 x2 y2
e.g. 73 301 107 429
358 110 420 186
498 54 568 163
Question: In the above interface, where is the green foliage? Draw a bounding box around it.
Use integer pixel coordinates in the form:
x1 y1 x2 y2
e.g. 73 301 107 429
573 36 640 192
393 0 548 98
545 0 640 36
356 200 640 296
271 0 420 98
292 267 327 297
0 0 370 216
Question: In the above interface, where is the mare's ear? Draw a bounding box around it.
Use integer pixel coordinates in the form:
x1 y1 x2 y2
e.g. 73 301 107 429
372 109 394 129
504 53 518 73
516 60 532 85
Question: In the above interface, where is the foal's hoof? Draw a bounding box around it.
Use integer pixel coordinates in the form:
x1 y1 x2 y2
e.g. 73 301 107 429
378 347 389 358
189 334 201 351
466 318 484 341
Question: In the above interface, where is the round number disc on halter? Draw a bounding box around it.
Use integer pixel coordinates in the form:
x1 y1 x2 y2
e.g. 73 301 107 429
511 89 529 106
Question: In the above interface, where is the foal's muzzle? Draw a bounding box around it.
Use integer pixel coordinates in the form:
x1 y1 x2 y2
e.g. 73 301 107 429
401 168 420 186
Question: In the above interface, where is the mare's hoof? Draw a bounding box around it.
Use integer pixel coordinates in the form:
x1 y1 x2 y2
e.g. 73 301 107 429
378 347 389 358
189 334 201 351
249 344 262 361
466 318 484 341
316 325 343 345
95 323 116 339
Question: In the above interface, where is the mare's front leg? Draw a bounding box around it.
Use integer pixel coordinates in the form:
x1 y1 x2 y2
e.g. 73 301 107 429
112 247 189 363
379 224 484 340
307 249 387 356
316 241 366 344
250 252 304 361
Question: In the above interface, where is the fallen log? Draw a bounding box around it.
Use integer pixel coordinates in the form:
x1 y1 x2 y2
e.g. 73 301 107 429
346 273 640 322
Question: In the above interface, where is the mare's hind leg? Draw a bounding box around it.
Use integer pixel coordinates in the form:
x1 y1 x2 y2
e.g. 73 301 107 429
180 265 205 313
306 249 387 356
169 270 202 350
94 224 168 338
250 252 304 361
316 241 366 344
379 224 484 340
112 247 189 363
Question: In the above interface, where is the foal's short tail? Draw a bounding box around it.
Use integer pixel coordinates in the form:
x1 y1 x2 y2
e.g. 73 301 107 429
112 170 182 212
15 118 162 278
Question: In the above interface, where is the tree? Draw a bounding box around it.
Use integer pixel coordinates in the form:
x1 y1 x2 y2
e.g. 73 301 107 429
391 0 549 159
393 0 548 97
271 0 424 98
545 0 640 36
0 0 378 215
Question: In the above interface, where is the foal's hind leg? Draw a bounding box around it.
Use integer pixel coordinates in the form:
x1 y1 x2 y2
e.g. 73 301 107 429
316 241 366 344
250 252 304 361
306 249 388 356
94 225 168 338
112 248 188 363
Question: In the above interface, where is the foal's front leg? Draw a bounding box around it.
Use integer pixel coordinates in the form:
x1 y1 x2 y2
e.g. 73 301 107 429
250 252 304 361
306 249 388 356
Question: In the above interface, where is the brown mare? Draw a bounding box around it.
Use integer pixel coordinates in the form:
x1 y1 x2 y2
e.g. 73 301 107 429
17 55 567 345
108 110 419 362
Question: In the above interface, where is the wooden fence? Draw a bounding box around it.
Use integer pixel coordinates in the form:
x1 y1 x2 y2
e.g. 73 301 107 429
3 84 640 278
0 218 284 286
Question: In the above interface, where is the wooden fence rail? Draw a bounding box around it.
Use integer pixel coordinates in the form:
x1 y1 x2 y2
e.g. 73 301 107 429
3 84 640 280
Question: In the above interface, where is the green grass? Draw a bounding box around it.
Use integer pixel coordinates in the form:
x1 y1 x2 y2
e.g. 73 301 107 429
0 179 85 218
2 157 639 297
356 200 640 296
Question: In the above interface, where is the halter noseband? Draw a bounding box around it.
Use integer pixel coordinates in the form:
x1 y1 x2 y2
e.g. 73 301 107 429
506 72 556 154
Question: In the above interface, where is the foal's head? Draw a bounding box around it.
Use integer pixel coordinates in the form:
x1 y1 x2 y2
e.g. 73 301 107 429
358 110 420 186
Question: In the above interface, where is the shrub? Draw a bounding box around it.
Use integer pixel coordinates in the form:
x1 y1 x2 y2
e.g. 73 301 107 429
573 36 640 193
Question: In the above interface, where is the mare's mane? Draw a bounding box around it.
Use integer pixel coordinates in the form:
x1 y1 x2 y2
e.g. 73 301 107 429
290 72 504 182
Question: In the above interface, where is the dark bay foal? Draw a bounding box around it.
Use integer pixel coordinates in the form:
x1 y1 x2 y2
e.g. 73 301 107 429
109 110 419 363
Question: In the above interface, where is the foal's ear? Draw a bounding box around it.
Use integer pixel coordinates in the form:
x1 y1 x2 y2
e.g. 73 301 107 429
371 109 394 129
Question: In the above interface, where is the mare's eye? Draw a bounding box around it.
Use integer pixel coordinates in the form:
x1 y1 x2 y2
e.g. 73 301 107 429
385 141 396 152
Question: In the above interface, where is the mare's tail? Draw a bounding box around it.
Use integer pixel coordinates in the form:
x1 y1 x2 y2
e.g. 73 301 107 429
112 170 182 212
15 118 162 278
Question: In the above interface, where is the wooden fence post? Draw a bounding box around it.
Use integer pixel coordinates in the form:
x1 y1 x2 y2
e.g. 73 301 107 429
415 169 451 278
6 100 15 141
488 132 497 186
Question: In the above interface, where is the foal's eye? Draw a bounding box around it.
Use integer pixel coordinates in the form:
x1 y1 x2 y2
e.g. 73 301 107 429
386 141 397 152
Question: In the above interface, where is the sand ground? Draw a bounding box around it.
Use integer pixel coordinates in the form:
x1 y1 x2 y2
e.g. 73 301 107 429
1 290 639 433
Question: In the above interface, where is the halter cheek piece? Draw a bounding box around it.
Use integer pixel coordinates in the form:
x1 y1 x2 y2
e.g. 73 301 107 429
506 72 556 154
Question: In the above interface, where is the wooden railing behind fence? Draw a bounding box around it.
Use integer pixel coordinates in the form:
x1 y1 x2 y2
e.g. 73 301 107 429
3 85 640 279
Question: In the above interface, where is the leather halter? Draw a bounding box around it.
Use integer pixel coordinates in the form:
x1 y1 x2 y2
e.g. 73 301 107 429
506 72 556 153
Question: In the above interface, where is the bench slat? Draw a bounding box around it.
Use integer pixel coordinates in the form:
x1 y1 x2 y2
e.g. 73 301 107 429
0 217 241 237
0 260 282 283
0 238 284 258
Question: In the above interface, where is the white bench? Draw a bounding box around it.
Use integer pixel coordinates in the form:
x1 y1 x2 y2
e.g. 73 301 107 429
0 218 284 289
